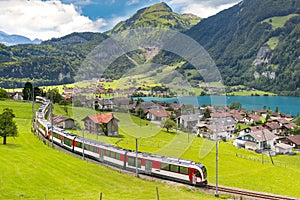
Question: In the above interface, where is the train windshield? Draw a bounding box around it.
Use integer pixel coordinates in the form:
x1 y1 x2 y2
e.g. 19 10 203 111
197 164 207 179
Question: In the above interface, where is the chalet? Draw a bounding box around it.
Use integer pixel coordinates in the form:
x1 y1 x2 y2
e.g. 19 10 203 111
82 113 119 136
98 98 114 110
286 135 300 149
53 115 75 129
112 97 133 109
233 129 276 151
136 101 160 112
177 113 203 129
245 114 261 124
270 112 281 119
275 143 293 154
196 117 237 140
170 103 183 111
145 109 170 122
10 92 23 100
253 110 267 118
264 121 282 135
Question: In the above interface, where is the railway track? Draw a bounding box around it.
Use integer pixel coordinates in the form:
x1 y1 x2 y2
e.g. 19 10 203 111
207 184 299 200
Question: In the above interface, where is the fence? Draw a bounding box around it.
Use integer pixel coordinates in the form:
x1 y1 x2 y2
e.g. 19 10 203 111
36 187 161 200
235 153 290 168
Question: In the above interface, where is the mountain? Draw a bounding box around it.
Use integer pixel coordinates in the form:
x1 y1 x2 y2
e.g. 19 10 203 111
108 2 200 34
151 0 300 96
0 32 108 87
184 0 300 96
1 1 300 96
0 31 41 46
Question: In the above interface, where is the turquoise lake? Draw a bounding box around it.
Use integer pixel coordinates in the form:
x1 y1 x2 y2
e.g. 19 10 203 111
138 96 300 117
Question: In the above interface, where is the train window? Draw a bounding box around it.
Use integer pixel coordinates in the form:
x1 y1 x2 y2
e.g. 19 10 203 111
195 170 201 178
106 150 111 157
128 157 141 168
76 142 82 148
170 165 179 173
111 151 116 158
161 163 170 171
64 138 72 147
179 167 189 175
115 153 120 160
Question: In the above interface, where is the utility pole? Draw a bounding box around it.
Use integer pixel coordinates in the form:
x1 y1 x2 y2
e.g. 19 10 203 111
135 138 138 177
31 83 34 124
215 121 219 198
50 100 53 148
82 129 85 160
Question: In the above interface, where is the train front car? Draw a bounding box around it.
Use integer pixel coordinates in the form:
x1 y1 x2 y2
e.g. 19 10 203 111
190 163 208 186
130 153 208 186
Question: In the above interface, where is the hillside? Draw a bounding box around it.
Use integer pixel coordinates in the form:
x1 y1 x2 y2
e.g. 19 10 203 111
0 32 108 87
0 101 217 200
108 2 200 34
0 3 200 88
0 1 300 96
184 0 300 96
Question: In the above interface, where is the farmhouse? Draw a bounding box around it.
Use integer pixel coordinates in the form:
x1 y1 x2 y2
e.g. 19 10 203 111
233 129 276 151
275 143 293 154
286 135 300 149
145 109 170 122
53 115 75 129
82 113 119 136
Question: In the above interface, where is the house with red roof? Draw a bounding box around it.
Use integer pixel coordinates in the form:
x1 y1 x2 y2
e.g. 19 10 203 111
82 113 119 136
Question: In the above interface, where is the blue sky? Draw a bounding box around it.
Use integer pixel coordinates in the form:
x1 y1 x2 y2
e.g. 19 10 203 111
0 0 240 40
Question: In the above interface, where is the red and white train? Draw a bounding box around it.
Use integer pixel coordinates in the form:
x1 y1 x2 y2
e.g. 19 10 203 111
34 97 208 186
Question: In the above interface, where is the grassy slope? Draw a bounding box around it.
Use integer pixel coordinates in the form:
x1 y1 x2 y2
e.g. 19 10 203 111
2 101 299 199
0 101 218 200
55 104 300 198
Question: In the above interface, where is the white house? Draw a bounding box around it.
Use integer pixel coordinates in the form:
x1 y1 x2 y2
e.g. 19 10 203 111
275 143 293 154
233 129 276 151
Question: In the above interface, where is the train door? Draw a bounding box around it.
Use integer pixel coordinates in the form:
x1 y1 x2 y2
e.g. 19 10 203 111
145 160 152 175
99 149 104 162
188 168 196 184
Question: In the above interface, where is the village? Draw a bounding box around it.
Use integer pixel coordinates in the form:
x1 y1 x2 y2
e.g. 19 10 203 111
53 81 300 156
6 80 300 156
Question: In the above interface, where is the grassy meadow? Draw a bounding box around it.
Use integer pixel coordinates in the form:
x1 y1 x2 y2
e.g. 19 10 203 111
0 101 221 200
53 104 300 198
1 101 300 199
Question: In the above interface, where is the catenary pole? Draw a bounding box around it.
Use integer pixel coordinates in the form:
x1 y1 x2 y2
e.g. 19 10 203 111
215 122 219 198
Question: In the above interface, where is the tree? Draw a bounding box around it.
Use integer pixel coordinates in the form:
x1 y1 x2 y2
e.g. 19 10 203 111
46 88 62 104
203 108 211 119
295 117 300 126
229 102 242 110
22 82 33 101
0 88 8 100
0 108 18 144
136 108 145 119
163 118 177 132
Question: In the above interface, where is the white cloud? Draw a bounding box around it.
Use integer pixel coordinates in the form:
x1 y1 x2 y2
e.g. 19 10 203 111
127 0 140 6
0 0 106 40
168 0 241 18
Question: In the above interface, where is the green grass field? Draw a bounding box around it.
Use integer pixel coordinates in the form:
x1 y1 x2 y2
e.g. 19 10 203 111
263 14 299 30
53 103 300 198
1 101 300 199
0 101 221 200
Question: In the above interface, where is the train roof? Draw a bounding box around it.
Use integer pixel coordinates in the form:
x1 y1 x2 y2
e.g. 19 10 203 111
75 136 127 152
